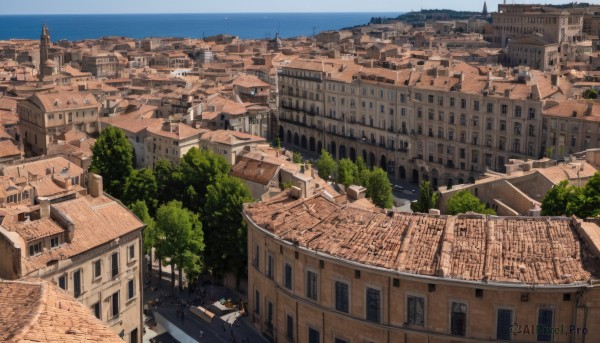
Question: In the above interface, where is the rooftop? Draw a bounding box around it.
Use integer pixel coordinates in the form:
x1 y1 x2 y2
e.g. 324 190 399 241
245 192 600 286
0 279 122 342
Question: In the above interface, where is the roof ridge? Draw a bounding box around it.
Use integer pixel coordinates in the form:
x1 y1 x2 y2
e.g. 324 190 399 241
9 280 48 342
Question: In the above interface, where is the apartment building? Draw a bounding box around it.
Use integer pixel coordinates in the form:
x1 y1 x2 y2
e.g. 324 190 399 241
145 122 205 168
18 91 100 156
199 130 267 165
82 54 117 78
245 192 600 343
0 157 144 343
279 59 551 188
543 100 600 158
490 4 584 48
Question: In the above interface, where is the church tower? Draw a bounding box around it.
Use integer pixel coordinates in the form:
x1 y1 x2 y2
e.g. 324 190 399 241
39 24 50 82
482 1 488 17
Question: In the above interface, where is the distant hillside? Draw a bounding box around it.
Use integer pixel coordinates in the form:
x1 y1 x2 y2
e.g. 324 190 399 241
370 9 483 26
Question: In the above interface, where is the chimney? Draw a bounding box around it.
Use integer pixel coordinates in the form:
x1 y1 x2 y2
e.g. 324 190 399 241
39 197 50 218
551 74 560 88
429 209 441 215
89 173 103 198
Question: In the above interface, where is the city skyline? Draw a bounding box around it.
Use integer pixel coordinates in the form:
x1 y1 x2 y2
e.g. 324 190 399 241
1 0 579 15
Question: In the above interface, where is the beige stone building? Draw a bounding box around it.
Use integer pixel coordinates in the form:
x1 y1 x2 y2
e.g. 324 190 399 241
18 91 100 156
82 54 117 78
0 157 145 343
145 122 205 168
490 4 584 49
543 100 600 158
199 129 267 165
506 34 560 72
245 191 600 343
279 59 552 188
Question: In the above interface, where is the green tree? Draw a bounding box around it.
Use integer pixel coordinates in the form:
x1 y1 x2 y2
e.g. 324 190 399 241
583 89 598 99
356 156 371 187
367 167 394 209
179 148 230 211
156 201 204 293
541 180 578 216
129 200 157 277
274 136 282 149
580 173 600 217
122 168 158 213
154 159 184 206
446 190 496 215
316 149 337 181
89 127 133 198
337 158 358 187
203 175 253 287
411 181 440 213
292 151 303 164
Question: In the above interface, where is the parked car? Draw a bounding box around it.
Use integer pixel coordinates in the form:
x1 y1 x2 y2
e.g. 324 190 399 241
393 185 404 192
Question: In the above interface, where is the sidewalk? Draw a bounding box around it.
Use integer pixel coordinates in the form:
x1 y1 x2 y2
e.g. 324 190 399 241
143 263 267 343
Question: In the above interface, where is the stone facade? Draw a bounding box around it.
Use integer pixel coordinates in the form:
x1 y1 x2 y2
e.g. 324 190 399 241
245 192 600 343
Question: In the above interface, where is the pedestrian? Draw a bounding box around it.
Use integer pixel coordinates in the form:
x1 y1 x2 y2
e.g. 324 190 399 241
199 330 204 340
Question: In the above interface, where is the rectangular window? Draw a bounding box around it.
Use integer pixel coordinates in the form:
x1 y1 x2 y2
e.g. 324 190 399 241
94 259 102 279
92 302 101 319
267 254 274 279
128 244 135 261
366 288 381 323
451 302 467 336
73 269 81 298
58 275 66 290
111 292 120 318
50 236 59 248
407 295 425 326
496 309 512 341
128 279 135 300
29 242 42 256
254 245 259 267
284 263 292 290
111 252 119 278
254 290 260 314
335 281 349 313
306 271 318 301
286 315 294 341
537 309 553 342
474 101 480 111
308 328 320 343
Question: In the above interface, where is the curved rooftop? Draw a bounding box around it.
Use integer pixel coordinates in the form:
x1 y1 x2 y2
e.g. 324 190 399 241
244 192 600 287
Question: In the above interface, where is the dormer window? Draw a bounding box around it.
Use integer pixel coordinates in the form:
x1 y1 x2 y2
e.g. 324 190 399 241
29 242 42 256
50 236 59 249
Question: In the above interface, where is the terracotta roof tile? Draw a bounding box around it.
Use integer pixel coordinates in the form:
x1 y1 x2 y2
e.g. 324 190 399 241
245 194 600 285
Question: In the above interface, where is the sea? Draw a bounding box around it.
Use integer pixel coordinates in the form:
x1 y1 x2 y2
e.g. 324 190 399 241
0 13 400 41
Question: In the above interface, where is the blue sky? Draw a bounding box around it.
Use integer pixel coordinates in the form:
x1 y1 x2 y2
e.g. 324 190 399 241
1 0 574 14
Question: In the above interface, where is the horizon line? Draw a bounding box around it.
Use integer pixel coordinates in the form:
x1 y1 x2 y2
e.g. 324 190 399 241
0 11 409 16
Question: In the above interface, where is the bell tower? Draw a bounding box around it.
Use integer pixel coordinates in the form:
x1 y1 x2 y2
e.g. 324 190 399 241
39 24 50 81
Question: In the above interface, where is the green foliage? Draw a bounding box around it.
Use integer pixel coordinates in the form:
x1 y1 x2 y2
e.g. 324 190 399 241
156 201 204 292
367 167 394 209
280 182 293 190
154 159 183 206
274 136 282 149
316 149 337 181
90 127 133 198
355 157 371 187
179 147 230 211
337 158 358 187
541 173 600 218
129 200 156 256
292 151 303 164
203 175 253 281
411 181 440 213
583 89 598 99
122 168 158 213
446 190 496 215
